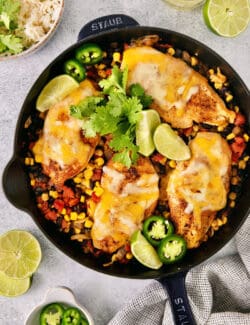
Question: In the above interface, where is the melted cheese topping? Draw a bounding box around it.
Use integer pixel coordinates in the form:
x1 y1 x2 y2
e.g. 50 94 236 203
91 163 159 252
32 79 98 168
121 46 199 110
167 132 231 226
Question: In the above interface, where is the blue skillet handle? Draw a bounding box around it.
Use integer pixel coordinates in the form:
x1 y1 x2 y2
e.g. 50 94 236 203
158 271 196 325
78 14 139 41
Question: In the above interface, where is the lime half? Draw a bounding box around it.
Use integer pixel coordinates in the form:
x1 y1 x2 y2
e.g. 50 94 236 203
131 230 163 269
203 0 250 37
0 230 42 279
0 271 30 297
153 123 191 161
36 74 79 112
136 110 161 156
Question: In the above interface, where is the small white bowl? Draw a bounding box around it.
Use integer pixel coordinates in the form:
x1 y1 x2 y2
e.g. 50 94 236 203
25 286 95 325
0 0 64 61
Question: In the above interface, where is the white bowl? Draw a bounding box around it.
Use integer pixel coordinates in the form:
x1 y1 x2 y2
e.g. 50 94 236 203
25 286 95 325
0 0 64 61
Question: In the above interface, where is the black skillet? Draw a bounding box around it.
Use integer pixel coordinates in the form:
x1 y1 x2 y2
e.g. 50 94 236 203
2 15 250 325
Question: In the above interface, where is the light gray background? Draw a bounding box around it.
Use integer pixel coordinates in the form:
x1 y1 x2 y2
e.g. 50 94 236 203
0 1 249 324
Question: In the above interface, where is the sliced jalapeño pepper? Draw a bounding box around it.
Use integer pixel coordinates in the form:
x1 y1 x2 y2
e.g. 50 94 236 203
143 216 174 246
39 302 64 325
76 43 103 65
157 234 187 264
79 317 89 325
64 59 86 82
62 307 82 325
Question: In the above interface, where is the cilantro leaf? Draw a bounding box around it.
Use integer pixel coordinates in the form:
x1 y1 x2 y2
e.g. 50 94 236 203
112 150 131 168
0 12 11 29
129 83 153 108
0 0 20 28
0 39 7 53
90 107 119 136
122 96 143 125
0 34 23 53
99 65 128 95
70 96 104 119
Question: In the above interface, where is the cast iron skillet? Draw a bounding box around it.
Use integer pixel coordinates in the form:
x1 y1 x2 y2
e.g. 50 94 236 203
2 15 250 325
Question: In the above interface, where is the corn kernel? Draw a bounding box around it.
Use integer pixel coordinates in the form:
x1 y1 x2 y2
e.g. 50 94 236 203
94 187 104 197
221 215 228 224
225 93 233 103
193 125 199 132
95 181 100 187
226 133 235 140
211 220 218 228
49 190 58 199
243 134 249 142
214 82 222 90
208 69 214 75
98 70 107 78
230 201 235 208
81 179 90 188
25 157 31 165
238 160 246 170
85 189 93 196
169 160 177 168
78 212 86 220
30 179 35 186
98 63 106 70
61 208 66 215
229 192 237 200
85 219 93 228
191 56 198 66
35 155 42 163
70 212 78 221
231 176 239 185
41 193 49 201
80 195 85 203
74 177 82 184
217 219 223 227
64 215 70 221
234 106 240 113
113 52 121 62
126 252 133 260
95 149 103 156
84 169 93 179
74 228 81 234
87 200 96 217
217 125 225 132
167 47 175 56
95 157 104 167
244 155 249 162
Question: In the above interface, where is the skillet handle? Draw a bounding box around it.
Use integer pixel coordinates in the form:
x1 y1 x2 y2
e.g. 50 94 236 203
77 14 139 41
158 272 196 325
2 157 31 211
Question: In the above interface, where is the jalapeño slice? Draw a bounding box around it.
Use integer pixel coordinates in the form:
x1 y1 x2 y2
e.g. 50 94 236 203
62 307 82 325
157 234 187 264
76 43 103 65
143 216 174 246
64 59 86 82
39 303 64 325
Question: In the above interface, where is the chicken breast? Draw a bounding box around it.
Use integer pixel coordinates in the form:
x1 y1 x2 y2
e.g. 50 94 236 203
121 46 235 128
166 132 231 248
91 157 159 253
32 79 99 188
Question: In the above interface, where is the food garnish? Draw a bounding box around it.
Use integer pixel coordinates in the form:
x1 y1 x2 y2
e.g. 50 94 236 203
76 43 103 65
153 123 191 160
143 216 174 247
130 230 163 270
36 75 79 112
203 0 250 37
0 230 41 297
64 59 86 82
70 65 153 167
157 234 187 264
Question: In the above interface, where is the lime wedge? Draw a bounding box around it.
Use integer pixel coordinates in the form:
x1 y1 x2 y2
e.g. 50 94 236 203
131 230 163 269
153 123 191 161
36 74 79 112
203 0 250 37
0 230 42 279
136 110 161 156
0 271 30 297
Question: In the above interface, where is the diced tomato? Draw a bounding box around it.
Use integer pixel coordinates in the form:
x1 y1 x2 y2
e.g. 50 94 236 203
68 197 80 207
45 210 58 221
53 199 65 212
106 69 112 76
235 113 246 126
61 219 68 230
182 127 193 137
92 168 102 181
91 192 101 203
230 137 246 162
151 153 166 163
124 243 131 252
62 186 74 198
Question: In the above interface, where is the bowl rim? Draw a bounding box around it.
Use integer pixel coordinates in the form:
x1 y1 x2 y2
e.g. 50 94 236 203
0 0 65 62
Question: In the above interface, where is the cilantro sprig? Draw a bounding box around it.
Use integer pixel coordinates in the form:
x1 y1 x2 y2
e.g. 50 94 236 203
70 65 152 168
